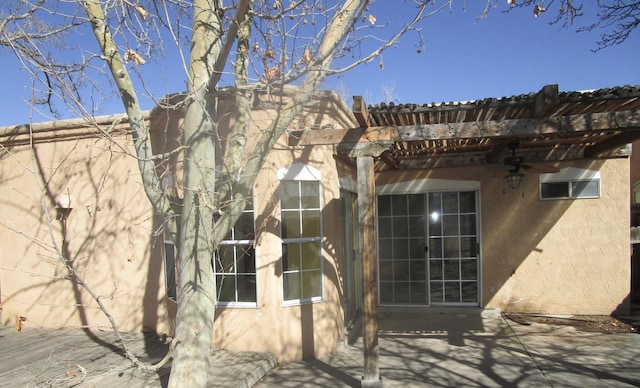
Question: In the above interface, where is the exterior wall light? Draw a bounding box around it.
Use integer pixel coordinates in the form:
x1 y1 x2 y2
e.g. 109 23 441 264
506 172 524 190
56 194 73 221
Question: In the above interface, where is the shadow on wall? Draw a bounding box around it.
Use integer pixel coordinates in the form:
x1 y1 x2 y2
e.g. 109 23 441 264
212 158 346 362
376 156 629 315
0 139 169 380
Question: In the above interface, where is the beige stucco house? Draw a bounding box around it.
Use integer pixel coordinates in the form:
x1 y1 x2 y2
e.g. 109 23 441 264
1 84 639 363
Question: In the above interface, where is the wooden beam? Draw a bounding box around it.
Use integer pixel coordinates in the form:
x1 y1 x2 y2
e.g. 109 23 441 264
484 138 512 164
290 126 396 146
353 96 370 128
293 110 640 146
357 156 381 387
335 141 393 159
584 130 640 157
532 84 559 118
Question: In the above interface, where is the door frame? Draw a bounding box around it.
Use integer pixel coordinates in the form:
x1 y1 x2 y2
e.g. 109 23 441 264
376 178 482 307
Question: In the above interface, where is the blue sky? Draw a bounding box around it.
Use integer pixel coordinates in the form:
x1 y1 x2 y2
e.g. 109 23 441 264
0 1 638 126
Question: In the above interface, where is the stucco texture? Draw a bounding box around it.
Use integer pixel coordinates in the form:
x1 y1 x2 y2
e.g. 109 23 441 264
0 136 173 333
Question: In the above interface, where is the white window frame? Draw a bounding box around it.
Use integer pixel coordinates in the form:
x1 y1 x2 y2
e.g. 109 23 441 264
278 164 324 306
539 167 601 200
213 198 257 308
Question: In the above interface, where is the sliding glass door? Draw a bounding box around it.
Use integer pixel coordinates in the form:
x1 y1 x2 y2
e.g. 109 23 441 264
377 191 479 306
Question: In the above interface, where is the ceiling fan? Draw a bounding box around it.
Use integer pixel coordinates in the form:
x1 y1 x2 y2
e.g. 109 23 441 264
501 138 558 189
504 139 531 175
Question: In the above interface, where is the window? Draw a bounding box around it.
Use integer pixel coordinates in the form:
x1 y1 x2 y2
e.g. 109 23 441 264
280 179 323 304
213 198 257 306
163 231 177 302
540 168 601 200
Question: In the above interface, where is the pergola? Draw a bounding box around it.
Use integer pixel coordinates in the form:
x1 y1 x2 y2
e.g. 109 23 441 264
290 84 640 386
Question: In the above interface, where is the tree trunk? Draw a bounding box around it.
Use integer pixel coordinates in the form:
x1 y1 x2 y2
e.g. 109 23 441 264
168 1 221 386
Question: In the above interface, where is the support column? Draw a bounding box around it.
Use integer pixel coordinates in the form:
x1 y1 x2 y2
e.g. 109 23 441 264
357 155 382 387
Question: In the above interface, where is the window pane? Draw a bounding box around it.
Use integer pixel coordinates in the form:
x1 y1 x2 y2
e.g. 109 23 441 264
573 180 599 198
215 246 235 273
445 282 461 302
411 282 427 304
393 238 408 260
236 246 255 273
410 261 426 281
280 178 323 304
235 212 255 240
380 282 393 303
379 260 393 281
379 240 392 261
442 192 458 213
443 237 460 258
217 274 236 302
429 213 442 236
541 182 569 199
442 215 459 236
393 260 410 281
301 210 321 238
430 281 443 303
379 217 393 238
392 195 408 215
430 260 443 280
301 181 320 208
429 238 443 258
459 214 476 235
409 238 425 259
378 196 392 216
462 282 477 303
460 259 477 280
280 181 300 209
302 270 322 298
428 192 441 214
281 210 301 239
460 237 477 258
408 216 425 237
214 194 256 305
407 194 425 214
283 243 301 271
283 272 301 300
393 217 409 237
237 275 257 302
394 282 411 303
459 192 476 213
301 241 321 270
443 259 460 280
164 242 177 301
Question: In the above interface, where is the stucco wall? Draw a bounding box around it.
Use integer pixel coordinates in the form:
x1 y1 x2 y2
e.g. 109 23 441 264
0 136 173 333
483 158 630 314
0 89 354 364
211 144 345 362
375 157 631 315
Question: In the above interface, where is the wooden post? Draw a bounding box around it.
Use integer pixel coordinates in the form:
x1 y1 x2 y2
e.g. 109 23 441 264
357 155 381 387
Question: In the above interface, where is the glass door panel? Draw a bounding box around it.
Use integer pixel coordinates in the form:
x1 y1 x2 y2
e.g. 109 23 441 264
377 190 479 306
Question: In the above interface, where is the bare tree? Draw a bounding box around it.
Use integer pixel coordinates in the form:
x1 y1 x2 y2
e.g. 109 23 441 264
2 0 635 386
499 0 639 50
0 0 453 385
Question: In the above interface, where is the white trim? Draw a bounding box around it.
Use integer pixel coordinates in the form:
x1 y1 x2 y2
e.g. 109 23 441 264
377 178 480 195
539 167 600 182
539 167 601 200
277 163 321 181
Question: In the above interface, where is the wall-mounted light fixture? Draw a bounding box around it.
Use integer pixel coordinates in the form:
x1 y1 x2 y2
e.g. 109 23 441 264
505 171 524 190
56 194 73 221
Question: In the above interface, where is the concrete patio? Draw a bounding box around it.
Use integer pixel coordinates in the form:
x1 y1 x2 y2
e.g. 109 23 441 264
1 309 639 387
